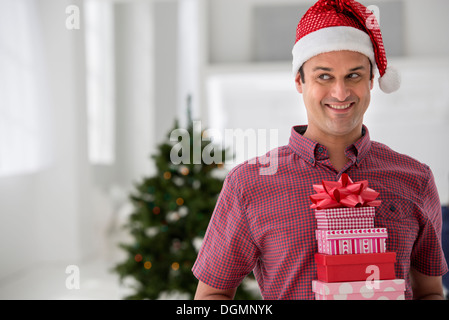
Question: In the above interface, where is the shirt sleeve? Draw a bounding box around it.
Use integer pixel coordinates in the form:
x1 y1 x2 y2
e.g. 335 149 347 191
192 168 259 290
410 168 449 276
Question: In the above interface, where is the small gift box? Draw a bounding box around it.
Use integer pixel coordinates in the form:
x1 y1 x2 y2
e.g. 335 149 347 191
312 279 405 300
316 228 388 255
316 217 375 230
315 252 396 283
315 207 375 230
315 206 376 219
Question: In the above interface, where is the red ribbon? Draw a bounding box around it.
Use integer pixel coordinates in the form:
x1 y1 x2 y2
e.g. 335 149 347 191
310 173 381 209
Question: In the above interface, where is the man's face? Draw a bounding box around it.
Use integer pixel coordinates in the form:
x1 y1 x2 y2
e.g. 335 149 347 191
295 50 374 139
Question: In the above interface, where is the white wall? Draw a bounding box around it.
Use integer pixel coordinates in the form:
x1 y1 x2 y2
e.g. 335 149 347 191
404 0 449 57
0 0 158 284
0 0 91 279
115 1 156 186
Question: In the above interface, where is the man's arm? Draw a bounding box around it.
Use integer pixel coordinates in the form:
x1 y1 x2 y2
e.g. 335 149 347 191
194 281 237 300
409 267 445 300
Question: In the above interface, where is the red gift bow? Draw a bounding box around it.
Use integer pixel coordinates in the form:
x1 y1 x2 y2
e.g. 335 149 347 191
310 173 381 209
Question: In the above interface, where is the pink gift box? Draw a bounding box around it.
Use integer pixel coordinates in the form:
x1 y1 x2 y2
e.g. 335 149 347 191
316 228 387 255
312 279 405 300
315 207 375 230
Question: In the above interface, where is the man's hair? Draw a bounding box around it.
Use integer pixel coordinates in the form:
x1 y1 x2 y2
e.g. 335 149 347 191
298 59 374 84
298 65 306 84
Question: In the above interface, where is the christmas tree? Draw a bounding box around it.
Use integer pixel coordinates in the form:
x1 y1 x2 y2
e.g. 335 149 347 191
114 103 259 300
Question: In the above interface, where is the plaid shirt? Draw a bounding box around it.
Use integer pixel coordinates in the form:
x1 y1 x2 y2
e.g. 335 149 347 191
192 125 448 299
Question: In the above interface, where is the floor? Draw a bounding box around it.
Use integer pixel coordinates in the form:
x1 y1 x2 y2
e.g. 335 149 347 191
0 226 196 300
0 224 134 300
0 257 128 300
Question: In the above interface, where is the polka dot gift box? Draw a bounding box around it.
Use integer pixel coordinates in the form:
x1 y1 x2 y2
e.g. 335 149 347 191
312 279 406 300
309 174 405 300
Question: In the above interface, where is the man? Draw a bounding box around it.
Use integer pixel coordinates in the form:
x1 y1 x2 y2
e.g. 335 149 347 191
192 0 448 299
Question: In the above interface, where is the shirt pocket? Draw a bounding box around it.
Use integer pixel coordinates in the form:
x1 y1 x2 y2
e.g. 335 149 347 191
374 199 419 255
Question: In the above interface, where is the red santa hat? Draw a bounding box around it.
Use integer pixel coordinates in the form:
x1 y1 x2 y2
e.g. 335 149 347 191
292 0 400 93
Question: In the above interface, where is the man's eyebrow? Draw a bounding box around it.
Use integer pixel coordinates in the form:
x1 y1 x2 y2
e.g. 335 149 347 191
312 66 367 72
312 66 332 72
349 66 366 72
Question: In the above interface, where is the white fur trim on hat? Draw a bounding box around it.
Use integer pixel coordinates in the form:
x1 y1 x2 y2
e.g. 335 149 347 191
292 26 375 77
378 65 401 94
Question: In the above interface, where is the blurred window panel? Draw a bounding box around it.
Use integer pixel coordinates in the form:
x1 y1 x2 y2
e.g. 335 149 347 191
0 0 52 176
85 0 115 164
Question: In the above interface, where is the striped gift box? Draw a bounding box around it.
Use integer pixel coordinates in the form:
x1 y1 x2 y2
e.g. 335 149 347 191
316 228 388 255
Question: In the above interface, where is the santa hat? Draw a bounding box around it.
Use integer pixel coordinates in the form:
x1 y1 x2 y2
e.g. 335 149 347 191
292 0 400 93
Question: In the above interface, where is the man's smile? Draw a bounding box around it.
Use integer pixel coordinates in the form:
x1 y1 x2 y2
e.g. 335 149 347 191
327 103 352 110
324 102 355 112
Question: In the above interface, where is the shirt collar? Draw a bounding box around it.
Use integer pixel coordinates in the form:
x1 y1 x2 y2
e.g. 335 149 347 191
288 125 372 166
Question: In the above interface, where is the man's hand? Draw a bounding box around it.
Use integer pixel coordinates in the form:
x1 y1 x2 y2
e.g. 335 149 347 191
194 281 237 300
410 267 445 300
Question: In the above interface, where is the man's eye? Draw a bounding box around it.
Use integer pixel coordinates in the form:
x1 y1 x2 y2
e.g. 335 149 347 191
318 74 332 80
348 73 360 79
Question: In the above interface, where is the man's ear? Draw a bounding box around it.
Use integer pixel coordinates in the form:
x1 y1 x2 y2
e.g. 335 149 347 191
295 72 303 94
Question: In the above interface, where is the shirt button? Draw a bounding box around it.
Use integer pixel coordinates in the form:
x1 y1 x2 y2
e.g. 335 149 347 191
390 205 396 212
317 147 324 153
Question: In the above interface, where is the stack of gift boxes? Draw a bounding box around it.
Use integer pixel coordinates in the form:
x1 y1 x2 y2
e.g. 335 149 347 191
309 174 405 300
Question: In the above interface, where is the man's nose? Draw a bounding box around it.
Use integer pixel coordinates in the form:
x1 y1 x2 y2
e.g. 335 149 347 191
331 79 351 101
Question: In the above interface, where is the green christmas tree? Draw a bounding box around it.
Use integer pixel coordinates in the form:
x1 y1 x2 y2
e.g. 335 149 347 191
114 104 259 300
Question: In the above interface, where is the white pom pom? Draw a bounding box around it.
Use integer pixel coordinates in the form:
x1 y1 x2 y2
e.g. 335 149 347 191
378 65 401 93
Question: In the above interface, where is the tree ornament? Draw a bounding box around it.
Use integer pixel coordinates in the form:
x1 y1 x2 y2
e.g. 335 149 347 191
163 171 172 180
179 166 189 176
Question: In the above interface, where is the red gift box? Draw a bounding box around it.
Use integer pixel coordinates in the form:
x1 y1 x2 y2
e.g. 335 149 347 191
316 228 388 255
315 252 396 283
